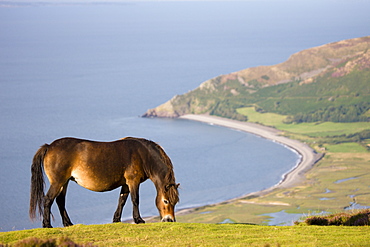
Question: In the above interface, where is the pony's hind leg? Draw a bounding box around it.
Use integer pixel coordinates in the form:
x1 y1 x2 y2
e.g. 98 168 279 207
113 184 130 223
43 183 63 228
56 180 73 227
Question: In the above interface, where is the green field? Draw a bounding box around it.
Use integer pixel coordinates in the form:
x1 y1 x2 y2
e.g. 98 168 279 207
237 107 370 137
324 142 368 153
1 223 370 246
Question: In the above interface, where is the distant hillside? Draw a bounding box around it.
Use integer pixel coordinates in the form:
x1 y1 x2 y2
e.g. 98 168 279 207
143 36 370 123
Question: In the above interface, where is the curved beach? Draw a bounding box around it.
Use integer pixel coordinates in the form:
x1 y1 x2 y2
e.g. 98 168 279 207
179 114 324 197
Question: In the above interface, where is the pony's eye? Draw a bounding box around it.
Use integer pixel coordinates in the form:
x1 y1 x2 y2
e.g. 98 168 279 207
164 199 169 205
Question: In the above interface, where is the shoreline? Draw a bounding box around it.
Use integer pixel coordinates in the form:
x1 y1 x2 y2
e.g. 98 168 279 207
173 114 324 216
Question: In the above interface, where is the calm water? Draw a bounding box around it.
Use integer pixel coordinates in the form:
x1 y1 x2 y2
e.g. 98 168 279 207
1 1 369 231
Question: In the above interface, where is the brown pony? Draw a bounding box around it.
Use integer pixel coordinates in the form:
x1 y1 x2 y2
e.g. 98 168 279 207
29 137 179 228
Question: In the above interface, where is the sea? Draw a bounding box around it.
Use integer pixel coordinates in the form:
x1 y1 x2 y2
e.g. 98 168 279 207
1 0 369 231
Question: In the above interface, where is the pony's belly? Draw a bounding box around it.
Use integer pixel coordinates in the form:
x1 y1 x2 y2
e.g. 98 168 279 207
71 170 122 192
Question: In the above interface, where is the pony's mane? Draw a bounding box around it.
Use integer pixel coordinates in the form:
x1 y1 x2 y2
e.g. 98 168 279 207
122 137 179 204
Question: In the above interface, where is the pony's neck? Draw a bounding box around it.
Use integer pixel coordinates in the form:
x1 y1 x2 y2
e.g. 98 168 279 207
150 170 167 192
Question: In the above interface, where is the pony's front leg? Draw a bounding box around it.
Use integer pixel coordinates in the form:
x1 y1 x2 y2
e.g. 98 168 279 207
113 185 130 223
129 183 145 224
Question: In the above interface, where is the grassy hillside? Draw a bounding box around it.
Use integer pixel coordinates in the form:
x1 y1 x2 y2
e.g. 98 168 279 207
1 223 370 246
143 36 370 122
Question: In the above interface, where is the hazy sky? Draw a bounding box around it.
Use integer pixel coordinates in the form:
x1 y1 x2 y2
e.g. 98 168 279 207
0 0 317 2
2 0 355 4
1 0 355 7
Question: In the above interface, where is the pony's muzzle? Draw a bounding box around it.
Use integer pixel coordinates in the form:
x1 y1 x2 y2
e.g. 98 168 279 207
161 215 175 222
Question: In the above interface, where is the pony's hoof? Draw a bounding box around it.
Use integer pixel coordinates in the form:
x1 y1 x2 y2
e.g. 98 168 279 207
43 224 53 228
134 218 145 224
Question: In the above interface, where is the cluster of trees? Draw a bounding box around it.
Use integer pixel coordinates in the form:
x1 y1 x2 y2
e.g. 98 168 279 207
210 100 248 121
322 129 370 146
285 102 370 123
346 129 370 142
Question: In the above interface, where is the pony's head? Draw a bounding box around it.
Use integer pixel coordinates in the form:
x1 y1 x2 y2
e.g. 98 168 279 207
129 137 180 222
156 183 180 222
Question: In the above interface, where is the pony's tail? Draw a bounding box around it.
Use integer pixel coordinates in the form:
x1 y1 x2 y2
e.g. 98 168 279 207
29 144 49 221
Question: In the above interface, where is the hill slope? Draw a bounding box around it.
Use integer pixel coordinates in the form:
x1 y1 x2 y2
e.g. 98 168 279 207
143 36 370 122
2 223 370 246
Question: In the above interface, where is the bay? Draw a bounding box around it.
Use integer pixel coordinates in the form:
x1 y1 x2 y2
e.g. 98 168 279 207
0 0 369 231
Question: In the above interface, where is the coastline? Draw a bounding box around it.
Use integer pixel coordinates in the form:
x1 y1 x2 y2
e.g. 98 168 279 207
180 114 323 191
173 114 324 216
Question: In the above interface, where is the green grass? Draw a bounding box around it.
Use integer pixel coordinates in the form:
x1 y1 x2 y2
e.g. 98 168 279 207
324 143 368 153
237 107 370 137
1 223 370 246
278 122 370 137
236 107 286 127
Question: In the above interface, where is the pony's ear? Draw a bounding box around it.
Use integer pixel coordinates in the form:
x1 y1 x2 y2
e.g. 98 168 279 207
165 184 170 192
165 183 180 191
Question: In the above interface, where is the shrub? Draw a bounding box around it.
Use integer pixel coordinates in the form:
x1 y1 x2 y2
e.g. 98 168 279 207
304 216 329 226
8 237 95 247
301 209 370 226
13 237 55 247
347 211 370 226
327 213 350 226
